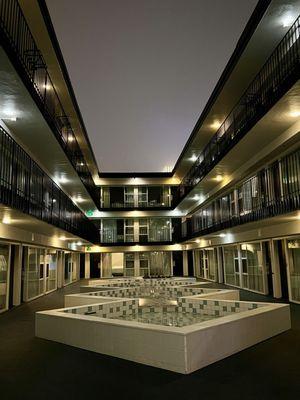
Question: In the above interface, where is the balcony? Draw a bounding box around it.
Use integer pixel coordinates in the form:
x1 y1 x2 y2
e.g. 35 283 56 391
99 218 174 245
175 15 300 205
0 0 99 207
181 147 300 240
100 186 173 210
0 124 98 243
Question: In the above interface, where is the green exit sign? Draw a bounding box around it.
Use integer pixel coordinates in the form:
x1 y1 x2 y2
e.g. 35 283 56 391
86 209 94 217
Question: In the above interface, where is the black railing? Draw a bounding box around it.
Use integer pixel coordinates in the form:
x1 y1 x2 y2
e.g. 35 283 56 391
182 148 300 240
100 186 175 210
0 0 99 207
176 15 300 204
100 228 172 245
0 124 98 243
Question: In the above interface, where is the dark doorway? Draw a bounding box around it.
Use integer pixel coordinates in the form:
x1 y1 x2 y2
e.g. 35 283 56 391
172 251 183 276
277 240 289 299
263 242 273 296
90 253 101 278
79 254 85 279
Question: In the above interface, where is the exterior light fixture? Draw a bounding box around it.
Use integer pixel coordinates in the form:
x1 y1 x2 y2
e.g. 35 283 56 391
59 236 66 240
219 233 226 238
76 241 82 246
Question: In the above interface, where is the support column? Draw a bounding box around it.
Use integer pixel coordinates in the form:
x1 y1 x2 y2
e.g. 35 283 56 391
134 252 140 277
57 251 64 288
13 245 22 306
76 253 80 281
183 250 188 276
217 247 224 283
84 253 90 279
270 240 282 298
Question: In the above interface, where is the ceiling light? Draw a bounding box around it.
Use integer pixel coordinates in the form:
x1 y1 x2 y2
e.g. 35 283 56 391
210 120 222 130
2 216 11 224
290 110 300 118
43 84 52 90
1 116 17 122
55 175 69 184
72 196 84 203
219 233 226 238
59 236 66 240
76 241 82 246
281 14 295 28
214 175 223 182
195 239 200 243
189 154 198 162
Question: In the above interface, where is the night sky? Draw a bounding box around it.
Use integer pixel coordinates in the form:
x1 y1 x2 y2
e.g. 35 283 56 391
47 0 258 172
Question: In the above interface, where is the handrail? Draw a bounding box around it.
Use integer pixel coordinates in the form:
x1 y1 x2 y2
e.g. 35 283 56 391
176 15 300 203
0 0 99 207
182 147 300 240
0 124 98 243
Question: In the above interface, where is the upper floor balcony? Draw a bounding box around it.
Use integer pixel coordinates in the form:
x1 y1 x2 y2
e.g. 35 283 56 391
175 15 300 206
100 186 174 210
0 0 99 207
181 147 300 240
0 123 98 243
99 217 176 245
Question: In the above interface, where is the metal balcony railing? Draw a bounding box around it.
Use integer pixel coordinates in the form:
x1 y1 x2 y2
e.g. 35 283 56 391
0 0 99 207
0 124 98 243
181 148 300 240
175 15 300 204
100 228 172 244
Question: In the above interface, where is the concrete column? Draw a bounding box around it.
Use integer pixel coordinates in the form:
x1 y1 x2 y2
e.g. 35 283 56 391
183 250 188 276
13 245 23 306
217 247 224 283
133 220 139 242
57 251 64 288
84 253 90 279
270 240 282 298
75 253 80 281
134 252 140 277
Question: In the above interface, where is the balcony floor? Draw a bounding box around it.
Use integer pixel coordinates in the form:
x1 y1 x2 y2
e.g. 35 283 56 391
0 280 299 399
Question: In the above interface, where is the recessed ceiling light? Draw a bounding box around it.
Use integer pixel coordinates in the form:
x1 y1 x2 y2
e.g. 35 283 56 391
281 13 295 28
290 110 300 118
189 154 198 162
214 175 223 182
2 216 11 224
210 120 222 130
